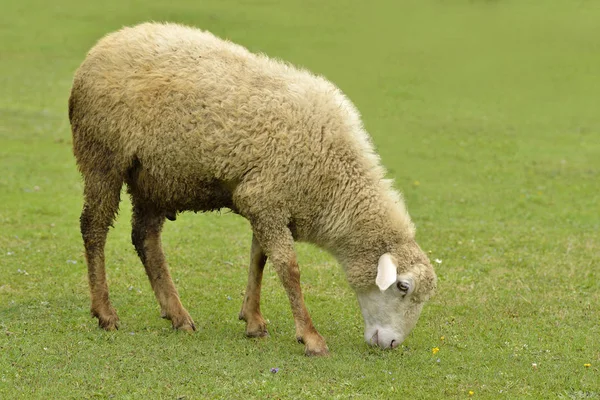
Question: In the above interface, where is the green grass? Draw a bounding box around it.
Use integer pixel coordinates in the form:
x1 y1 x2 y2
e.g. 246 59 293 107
1 0 599 398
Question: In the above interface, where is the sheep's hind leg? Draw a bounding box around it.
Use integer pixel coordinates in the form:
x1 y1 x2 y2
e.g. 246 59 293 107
131 201 195 331
239 234 268 337
80 174 122 330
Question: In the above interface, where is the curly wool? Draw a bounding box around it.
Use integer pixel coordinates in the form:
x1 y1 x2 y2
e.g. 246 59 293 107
70 22 430 295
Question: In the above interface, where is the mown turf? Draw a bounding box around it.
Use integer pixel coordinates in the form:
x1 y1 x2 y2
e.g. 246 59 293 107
1 0 598 398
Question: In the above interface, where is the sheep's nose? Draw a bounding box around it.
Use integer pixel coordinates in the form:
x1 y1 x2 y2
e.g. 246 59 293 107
391 340 399 349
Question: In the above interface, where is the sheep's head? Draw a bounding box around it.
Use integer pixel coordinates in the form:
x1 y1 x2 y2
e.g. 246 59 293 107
354 247 437 349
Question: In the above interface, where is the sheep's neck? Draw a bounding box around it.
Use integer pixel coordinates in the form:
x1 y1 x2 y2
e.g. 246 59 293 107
317 177 411 260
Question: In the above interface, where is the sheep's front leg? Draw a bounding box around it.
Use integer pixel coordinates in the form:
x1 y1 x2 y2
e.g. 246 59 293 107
239 234 269 337
253 224 329 356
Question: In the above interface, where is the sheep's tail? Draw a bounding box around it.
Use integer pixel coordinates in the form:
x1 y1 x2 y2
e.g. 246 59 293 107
68 90 76 125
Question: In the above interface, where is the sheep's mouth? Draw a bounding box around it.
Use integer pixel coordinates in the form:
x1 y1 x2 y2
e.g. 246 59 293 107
370 330 379 346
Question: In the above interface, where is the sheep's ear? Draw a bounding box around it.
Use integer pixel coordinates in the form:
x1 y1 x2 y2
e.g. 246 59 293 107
376 253 397 291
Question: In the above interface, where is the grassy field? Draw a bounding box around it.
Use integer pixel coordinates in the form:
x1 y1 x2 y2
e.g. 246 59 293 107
1 0 599 398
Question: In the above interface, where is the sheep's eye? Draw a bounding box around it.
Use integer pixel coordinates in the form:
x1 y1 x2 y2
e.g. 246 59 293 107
397 281 409 297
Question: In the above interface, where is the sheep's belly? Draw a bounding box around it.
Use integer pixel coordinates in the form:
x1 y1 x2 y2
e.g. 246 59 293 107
126 163 236 213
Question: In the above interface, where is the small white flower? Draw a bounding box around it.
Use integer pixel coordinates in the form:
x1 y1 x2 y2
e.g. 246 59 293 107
434 259 442 264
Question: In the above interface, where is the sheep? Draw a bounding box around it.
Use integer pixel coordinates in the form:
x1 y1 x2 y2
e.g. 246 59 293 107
69 22 437 356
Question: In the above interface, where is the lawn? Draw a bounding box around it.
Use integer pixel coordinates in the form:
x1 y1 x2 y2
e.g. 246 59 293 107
1 0 598 398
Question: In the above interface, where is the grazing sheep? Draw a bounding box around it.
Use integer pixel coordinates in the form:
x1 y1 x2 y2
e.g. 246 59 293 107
69 22 437 356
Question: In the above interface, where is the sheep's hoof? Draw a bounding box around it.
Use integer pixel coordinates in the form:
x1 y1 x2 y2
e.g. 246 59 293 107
239 311 268 338
172 318 196 332
300 332 329 357
92 307 119 331
245 326 269 338
175 322 196 332
244 318 269 338
97 314 119 331
169 311 196 332
305 346 330 357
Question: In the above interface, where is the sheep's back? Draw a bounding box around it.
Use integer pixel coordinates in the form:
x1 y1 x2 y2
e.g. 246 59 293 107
69 23 397 233
73 24 352 178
